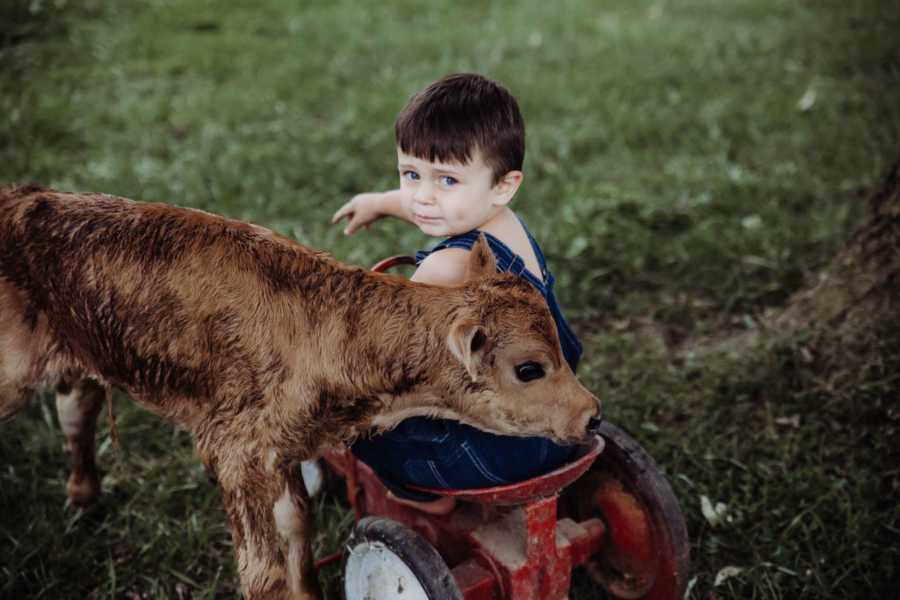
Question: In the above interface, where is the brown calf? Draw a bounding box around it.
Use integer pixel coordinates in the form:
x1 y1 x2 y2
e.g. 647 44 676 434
0 185 601 599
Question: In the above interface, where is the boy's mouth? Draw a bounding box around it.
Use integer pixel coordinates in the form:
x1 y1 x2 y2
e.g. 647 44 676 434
414 213 442 224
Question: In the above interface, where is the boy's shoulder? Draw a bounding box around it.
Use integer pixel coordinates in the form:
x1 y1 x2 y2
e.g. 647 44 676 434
411 247 471 287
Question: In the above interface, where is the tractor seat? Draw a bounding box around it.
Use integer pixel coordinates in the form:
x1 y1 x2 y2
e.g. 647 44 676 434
407 435 604 506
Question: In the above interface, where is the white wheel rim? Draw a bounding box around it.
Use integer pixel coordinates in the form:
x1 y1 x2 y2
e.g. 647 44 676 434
345 541 431 600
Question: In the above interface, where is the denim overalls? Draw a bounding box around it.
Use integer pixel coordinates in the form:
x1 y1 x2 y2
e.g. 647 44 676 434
351 218 584 500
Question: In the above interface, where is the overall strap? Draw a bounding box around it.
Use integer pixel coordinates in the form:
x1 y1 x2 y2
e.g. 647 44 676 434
415 231 479 264
515 215 551 284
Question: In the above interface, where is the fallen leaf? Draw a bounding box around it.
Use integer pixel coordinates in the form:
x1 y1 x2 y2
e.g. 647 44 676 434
714 565 744 586
701 494 728 527
797 87 817 111
775 415 801 428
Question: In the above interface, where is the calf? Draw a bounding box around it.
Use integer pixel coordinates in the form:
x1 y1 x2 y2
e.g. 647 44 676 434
0 185 602 599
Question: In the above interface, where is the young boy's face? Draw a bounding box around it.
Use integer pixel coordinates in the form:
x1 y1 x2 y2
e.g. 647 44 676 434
397 148 508 237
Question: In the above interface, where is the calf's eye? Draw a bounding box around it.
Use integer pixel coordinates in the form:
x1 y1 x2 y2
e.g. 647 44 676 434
515 362 545 382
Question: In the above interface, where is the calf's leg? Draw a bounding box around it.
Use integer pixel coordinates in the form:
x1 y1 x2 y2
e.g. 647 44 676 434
0 284 37 422
55 377 105 507
273 464 320 599
217 457 321 600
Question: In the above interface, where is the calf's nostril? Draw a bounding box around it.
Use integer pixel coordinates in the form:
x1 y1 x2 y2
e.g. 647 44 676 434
587 414 604 433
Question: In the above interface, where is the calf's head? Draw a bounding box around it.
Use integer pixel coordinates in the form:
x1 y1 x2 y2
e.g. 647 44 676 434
422 236 602 445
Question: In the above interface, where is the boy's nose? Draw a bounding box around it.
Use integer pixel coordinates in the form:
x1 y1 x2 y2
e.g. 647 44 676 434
413 181 434 204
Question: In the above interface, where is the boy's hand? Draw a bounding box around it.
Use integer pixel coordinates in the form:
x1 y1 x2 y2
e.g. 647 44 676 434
332 192 384 235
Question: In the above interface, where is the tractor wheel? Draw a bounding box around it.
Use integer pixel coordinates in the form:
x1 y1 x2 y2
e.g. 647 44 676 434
566 421 690 600
344 517 462 600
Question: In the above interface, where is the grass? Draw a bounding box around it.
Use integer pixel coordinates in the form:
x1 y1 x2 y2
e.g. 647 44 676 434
1 0 899 598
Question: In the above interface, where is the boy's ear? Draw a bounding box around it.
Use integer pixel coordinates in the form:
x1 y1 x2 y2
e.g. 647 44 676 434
466 234 497 280
447 319 488 381
491 170 524 206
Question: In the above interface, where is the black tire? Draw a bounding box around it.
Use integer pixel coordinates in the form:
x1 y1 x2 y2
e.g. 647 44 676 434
566 421 690 600
344 517 462 600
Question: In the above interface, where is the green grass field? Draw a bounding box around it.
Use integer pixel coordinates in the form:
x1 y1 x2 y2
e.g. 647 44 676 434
1 0 899 598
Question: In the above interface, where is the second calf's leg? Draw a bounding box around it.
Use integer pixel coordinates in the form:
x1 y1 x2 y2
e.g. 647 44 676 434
55 377 105 507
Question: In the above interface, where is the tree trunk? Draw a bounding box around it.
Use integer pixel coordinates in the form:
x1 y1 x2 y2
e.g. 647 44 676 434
772 151 900 339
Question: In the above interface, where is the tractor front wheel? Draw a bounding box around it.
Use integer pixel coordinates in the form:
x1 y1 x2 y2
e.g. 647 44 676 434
344 517 462 600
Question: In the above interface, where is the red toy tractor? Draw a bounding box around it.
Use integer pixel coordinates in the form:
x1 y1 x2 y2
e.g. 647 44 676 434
313 256 690 599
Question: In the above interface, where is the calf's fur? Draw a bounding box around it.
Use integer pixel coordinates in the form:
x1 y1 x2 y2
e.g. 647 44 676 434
0 185 601 599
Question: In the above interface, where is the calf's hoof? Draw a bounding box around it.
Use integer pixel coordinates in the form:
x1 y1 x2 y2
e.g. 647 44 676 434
66 474 101 507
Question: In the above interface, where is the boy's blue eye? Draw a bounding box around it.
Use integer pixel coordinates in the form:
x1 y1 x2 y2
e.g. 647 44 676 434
402 170 420 181
439 176 458 186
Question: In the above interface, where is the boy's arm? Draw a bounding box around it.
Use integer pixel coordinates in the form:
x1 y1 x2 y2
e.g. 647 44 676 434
373 189 411 221
410 248 471 286
332 189 413 235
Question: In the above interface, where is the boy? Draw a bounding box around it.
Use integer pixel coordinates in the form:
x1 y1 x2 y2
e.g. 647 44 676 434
332 73 583 513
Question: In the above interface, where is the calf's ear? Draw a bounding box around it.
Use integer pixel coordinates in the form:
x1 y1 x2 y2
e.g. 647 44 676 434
447 320 488 382
465 234 497 281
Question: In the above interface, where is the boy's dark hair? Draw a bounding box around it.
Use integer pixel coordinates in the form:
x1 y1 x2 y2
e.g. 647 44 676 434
395 73 525 184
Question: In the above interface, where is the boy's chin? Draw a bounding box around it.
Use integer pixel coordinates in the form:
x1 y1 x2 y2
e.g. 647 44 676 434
416 221 452 237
